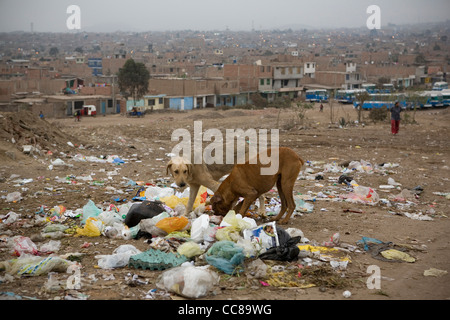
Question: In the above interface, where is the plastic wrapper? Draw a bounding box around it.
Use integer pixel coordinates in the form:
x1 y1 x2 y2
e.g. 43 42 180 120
205 240 245 275
156 264 219 299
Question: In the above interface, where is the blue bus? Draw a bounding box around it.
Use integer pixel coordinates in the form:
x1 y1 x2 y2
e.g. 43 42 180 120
420 91 444 108
354 93 407 110
362 83 377 93
305 89 329 102
432 82 448 91
442 89 450 107
335 89 366 104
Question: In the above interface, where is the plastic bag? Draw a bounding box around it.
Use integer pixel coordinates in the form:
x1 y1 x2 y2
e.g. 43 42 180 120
380 249 415 263
139 212 171 237
177 241 205 258
258 227 301 262
144 186 174 200
220 210 252 230
6 192 22 203
95 244 141 269
242 222 279 251
190 214 210 243
155 216 189 234
215 226 242 242
205 240 245 275
40 240 61 254
203 226 219 242
76 217 103 237
341 186 379 205
1 256 74 276
294 196 314 213
81 200 102 224
124 200 165 227
156 264 220 299
8 236 39 256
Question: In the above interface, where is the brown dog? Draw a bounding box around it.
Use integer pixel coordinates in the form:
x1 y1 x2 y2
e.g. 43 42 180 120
210 147 304 224
167 157 266 216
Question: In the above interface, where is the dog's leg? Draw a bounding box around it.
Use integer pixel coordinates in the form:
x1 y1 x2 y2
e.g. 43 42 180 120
238 190 260 218
279 177 296 225
232 199 243 213
271 178 288 222
257 195 267 218
185 183 200 215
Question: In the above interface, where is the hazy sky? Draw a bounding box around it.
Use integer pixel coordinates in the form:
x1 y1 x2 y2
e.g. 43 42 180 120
0 0 449 32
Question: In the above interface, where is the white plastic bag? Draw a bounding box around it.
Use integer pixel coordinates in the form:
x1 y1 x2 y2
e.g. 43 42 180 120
144 186 174 200
95 244 141 269
190 214 210 243
156 264 219 299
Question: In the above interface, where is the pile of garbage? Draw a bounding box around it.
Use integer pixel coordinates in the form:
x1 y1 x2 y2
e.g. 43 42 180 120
0 111 84 160
0 179 359 299
0 157 445 300
298 159 440 221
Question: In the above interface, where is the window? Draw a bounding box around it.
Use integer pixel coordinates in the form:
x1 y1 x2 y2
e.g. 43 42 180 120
260 66 265 72
267 79 270 85
307 63 310 68
260 79 265 85
148 99 155 106
159 98 163 104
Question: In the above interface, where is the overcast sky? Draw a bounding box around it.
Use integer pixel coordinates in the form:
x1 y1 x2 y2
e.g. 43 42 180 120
0 0 449 32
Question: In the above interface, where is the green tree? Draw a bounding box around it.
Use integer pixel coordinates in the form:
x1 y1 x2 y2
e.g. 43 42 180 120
117 59 150 106
49 47 59 56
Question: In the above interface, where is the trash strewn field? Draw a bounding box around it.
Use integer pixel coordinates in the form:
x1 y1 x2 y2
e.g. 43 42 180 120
0 105 449 300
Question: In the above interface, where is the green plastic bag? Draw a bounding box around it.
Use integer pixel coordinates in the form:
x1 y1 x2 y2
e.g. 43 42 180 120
205 240 245 275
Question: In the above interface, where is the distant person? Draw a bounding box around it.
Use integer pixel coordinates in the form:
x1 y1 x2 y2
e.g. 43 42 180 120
75 110 81 122
39 111 44 119
390 101 402 135
319 103 324 112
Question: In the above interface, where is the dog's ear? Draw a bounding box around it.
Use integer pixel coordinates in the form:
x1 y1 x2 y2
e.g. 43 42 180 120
166 159 173 175
186 163 194 178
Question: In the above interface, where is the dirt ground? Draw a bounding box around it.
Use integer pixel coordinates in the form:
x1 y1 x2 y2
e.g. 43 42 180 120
0 103 449 302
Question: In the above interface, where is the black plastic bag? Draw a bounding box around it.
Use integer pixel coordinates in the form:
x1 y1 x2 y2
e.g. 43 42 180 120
124 200 166 227
259 227 301 261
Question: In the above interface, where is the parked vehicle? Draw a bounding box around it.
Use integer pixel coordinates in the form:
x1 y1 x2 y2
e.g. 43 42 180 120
82 105 97 116
432 82 448 91
305 89 329 102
